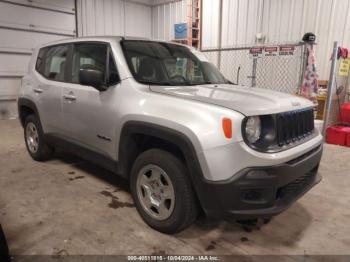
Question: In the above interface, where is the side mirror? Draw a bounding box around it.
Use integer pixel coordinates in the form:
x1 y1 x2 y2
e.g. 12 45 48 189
79 68 107 91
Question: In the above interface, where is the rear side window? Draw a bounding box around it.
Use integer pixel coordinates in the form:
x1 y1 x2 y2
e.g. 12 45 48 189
35 45 69 82
72 43 107 84
44 45 68 81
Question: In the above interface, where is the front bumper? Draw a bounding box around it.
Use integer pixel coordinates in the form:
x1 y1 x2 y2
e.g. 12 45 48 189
196 144 323 220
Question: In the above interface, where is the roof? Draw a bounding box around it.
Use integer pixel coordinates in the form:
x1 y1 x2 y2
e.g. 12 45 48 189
38 36 123 48
37 35 188 49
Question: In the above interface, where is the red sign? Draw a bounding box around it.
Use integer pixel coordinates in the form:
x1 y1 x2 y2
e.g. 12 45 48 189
264 46 278 56
265 47 278 52
249 47 263 54
249 47 263 58
279 46 295 55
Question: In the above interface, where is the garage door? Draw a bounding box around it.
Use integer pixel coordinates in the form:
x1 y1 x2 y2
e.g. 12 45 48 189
0 0 76 119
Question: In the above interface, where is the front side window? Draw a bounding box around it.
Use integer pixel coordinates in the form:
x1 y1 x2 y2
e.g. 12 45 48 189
43 45 68 81
121 40 228 86
72 43 107 84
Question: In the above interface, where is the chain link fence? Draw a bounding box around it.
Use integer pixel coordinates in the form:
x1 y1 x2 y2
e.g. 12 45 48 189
202 43 307 94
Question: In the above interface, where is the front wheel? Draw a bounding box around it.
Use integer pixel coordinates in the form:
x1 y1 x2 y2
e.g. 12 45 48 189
130 149 198 234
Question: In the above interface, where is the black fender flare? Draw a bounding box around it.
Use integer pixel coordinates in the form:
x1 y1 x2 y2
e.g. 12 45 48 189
17 98 40 127
118 121 211 210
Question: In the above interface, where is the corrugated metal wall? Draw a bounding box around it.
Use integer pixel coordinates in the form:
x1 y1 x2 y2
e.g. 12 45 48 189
76 0 152 38
202 0 350 80
0 0 76 119
151 0 187 41
77 0 187 40
202 0 264 48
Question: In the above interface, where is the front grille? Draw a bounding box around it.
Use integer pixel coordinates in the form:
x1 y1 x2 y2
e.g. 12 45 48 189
276 169 317 200
276 109 314 146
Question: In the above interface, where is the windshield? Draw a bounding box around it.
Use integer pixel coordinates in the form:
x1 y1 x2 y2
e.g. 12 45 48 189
121 40 229 86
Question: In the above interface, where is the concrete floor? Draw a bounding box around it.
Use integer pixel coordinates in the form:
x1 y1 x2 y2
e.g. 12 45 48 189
1 119 350 256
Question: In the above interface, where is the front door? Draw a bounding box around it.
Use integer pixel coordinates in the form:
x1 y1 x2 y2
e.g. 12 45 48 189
62 42 121 158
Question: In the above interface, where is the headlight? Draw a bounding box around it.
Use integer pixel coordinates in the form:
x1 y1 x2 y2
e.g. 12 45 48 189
245 116 261 143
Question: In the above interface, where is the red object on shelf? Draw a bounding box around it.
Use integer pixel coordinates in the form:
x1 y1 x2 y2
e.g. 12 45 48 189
326 126 350 146
340 103 350 124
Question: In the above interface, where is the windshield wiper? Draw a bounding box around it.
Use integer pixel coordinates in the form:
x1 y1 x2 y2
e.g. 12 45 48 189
138 80 175 86
186 81 215 85
139 79 222 87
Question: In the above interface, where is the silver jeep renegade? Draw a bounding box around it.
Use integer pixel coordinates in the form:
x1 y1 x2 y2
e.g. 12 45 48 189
18 36 323 233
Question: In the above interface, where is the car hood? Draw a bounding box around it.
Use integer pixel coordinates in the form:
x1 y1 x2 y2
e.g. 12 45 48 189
149 84 314 116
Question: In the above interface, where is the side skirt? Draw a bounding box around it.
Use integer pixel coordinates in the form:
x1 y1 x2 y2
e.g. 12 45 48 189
45 134 125 178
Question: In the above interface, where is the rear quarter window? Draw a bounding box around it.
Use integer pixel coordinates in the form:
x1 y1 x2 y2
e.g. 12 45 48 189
35 48 46 75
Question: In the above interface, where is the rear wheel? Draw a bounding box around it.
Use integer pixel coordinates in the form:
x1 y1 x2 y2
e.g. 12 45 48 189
130 149 198 234
24 115 53 161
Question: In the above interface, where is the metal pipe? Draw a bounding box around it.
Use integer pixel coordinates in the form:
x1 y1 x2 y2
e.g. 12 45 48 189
298 43 308 95
199 0 203 50
201 42 307 53
251 58 257 87
74 0 78 36
217 0 223 70
152 0 182 7
323 41 339 135
0 75 24 78
0 97 17 101
0 48 32 55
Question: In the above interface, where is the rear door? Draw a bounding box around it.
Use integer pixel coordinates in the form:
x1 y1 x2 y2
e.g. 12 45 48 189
61 42 121 157
34 44 71 134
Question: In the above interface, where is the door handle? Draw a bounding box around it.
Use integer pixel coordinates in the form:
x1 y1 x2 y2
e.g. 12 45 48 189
33 88 43 94
63 95 77 101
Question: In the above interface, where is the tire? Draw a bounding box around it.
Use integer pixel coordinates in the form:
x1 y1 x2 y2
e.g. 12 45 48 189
0 224 10 262
24 114 53 161
130 149 198 234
